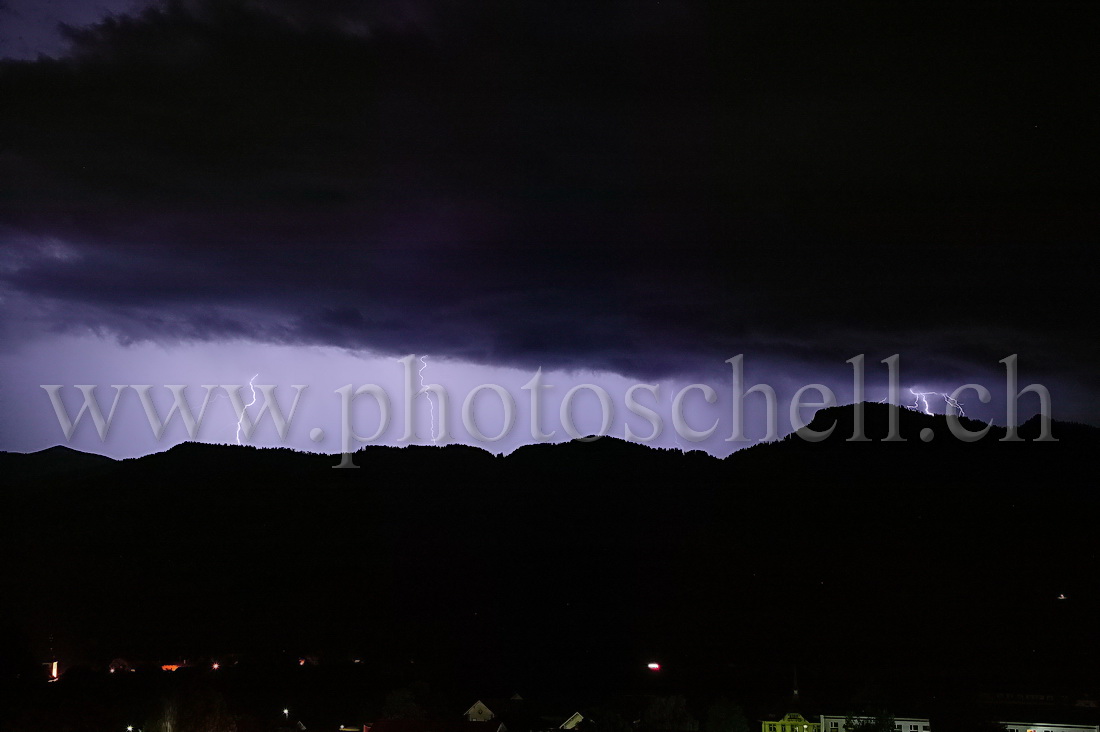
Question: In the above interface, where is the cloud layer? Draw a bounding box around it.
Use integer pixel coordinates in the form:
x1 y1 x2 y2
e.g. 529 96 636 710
1 0 1096 400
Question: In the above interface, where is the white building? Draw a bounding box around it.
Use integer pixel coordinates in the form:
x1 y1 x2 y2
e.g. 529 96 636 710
819 715 931 732
1001 723 1098 732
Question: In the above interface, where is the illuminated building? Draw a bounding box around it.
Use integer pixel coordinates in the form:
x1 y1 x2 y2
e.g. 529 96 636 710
1001 723 1098 732
763 712 820 732
818 715 930 732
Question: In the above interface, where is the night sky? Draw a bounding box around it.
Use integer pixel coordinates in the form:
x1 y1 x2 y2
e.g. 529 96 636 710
1 0 1097 456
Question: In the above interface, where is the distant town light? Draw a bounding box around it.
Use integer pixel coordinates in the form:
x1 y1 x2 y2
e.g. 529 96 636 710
299 658 306 666
647 662 661 671
283 708 290 718
212 662 220 670
127 726 134 731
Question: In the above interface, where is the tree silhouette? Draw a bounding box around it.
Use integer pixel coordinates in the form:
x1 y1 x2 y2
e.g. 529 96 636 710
704 698 749 732
642 695 699 732
146 681 236 732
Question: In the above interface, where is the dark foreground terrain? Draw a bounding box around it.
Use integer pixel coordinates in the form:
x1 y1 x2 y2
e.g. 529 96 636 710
2 404 1097 730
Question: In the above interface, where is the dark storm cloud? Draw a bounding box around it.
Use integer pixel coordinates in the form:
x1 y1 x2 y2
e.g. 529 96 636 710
0 0 1096 389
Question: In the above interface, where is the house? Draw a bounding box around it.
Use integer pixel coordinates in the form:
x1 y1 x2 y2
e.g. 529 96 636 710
464 696 585 732
466 702 497 723
559 713 585 730
763 712 821 732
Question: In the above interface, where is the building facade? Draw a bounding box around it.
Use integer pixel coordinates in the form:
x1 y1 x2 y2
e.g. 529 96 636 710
763 712 821 732
1001 723 1098 732
818 715 930 732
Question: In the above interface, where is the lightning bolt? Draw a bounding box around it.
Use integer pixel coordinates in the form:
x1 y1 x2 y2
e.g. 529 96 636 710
910 388 932 415
418 356 436 441
944 393 966 417
908 387 965 418
235 373 259 445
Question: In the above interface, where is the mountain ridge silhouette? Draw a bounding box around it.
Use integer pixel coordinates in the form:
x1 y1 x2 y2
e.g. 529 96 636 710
3 402 1094 478
3 402 1095 694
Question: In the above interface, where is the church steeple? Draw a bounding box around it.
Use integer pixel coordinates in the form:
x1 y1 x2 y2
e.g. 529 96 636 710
760 668 819 732
792 665 800 709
